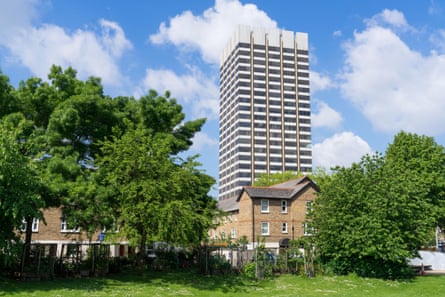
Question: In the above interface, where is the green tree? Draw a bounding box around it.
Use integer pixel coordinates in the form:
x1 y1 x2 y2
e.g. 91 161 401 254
0 125 44 269
385 131 445 229
314 132 445 279
0 71 19 117
138 90 206 153
254 171 303 186
99 123 216 269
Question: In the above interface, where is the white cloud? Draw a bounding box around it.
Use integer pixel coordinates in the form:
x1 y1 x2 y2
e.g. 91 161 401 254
140 67 219 119
428 0 442 15
99 19 133 58
310 71 334 92
312 101 343 129
340 10 445 136
150 0 277 64
0 1 132 86
312 132 373 170
333 30 342 38
365 9 410 30
190 132 218 152
0 0 39 41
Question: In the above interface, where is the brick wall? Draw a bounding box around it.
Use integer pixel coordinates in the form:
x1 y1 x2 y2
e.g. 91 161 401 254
212 184 317 247
21 207 101 243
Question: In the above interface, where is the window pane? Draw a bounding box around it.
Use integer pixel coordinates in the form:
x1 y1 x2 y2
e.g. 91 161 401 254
261 222 269 235
261 199 269 212
282 222 288 233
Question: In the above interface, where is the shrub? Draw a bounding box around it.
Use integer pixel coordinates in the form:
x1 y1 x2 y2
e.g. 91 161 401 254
242 262 256 279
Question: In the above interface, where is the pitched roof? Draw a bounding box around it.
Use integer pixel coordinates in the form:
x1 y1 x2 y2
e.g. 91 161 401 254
243 181 310 200
218 176 318 212
269 176 307 188
217 196 239 212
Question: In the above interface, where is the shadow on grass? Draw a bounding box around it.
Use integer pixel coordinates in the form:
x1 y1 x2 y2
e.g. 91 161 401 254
107 269 254 294
0 269 255 296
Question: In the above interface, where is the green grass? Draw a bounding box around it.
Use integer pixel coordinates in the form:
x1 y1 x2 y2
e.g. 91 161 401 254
1 271 445 297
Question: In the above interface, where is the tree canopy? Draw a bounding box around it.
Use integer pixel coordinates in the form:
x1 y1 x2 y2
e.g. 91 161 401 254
0 66 217 269
313 131 445 279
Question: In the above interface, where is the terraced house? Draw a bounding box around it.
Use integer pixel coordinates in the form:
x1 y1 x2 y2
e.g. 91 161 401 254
211 176 318 252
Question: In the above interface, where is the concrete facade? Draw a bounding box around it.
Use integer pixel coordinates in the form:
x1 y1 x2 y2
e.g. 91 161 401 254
218 25 312 201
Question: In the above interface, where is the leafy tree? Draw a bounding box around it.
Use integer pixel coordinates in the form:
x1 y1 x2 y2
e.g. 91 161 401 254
0 71 19 117
99 123 216 269
0 66 217 274
254 171 303 186
0 125 44 269
314 132 445 279
138 90 206 153
385 131 445 229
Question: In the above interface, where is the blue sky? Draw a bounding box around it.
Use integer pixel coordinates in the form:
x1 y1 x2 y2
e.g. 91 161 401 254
1 0 445 197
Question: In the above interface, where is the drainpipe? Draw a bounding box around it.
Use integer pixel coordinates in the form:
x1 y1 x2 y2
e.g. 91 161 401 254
252 199 255 249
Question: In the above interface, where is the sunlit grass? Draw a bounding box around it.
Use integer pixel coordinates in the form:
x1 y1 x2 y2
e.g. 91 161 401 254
1 271 445 297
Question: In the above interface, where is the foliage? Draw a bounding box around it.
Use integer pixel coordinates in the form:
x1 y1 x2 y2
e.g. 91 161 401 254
242 262 257 279
291 237 316 277
0 66 216 272
314 131 445 279
253 171 303 186
0 125 44 268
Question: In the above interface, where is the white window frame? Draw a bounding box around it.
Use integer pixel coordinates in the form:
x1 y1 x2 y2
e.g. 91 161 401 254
60 217 80 233
21 218 39 232
261 222 270 235
281 222 288 233
261 199 269 213
303 222 315 236
281 200 288 213
231 228 236 239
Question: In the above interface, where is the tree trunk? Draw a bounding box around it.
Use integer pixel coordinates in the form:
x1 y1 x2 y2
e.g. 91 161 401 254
19 216 33 279
137 228 147 273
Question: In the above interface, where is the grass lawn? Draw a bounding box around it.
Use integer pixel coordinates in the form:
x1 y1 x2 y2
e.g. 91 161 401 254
1 271 445 297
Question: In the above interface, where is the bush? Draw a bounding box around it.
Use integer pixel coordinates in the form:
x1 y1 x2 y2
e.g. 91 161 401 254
242 262 256 279
321 256 413 280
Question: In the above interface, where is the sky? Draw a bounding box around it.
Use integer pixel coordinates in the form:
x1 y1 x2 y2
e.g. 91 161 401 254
1 0 445 197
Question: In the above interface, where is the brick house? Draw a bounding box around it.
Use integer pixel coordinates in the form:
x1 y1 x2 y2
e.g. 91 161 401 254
19 207 129 258
210 176 318 251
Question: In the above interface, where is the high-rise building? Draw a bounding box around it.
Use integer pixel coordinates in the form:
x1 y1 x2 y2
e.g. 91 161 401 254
218 25 312 201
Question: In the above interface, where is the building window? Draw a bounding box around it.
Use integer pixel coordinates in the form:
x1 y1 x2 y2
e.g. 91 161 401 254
303 222 315 236
281 200 288 213
306 201 313 215
221 230 226 240
60 217 80 233
231 228 236 239
261 222 270 235
261 199 269 213
21 218 39 232
282 222 288 233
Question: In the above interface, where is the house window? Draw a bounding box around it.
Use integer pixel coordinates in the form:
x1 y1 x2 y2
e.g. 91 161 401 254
281 200 288 213
221 230 226 240
282 222 288 233
60 217 80 233
261 199 269 213
261 222 270 235
306 200 313 215
231 228 236 239
21 218 39 232
303 222 315 236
